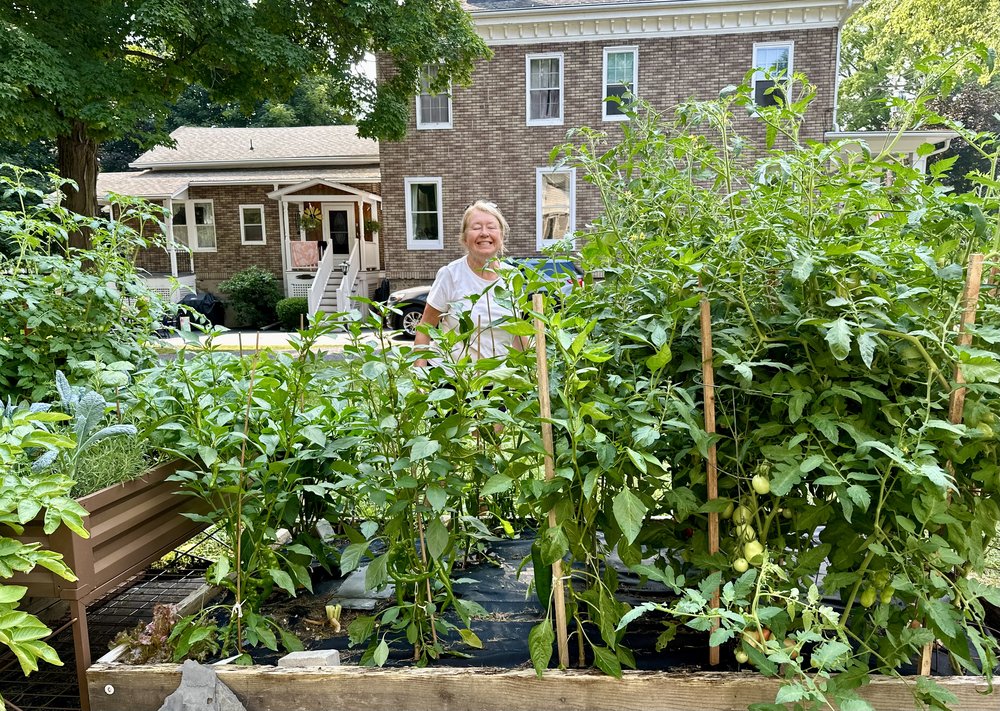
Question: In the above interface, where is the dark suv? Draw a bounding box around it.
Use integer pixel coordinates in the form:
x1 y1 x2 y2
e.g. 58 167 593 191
382 257 584 337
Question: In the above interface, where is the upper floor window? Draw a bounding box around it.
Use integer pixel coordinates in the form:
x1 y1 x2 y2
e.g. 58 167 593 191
416 64 452 129
526 53 564 126
404 177 444 250
603 47 638 120
752 42 793 107
536 167 575 249
172 200 216 252
239 205 266 245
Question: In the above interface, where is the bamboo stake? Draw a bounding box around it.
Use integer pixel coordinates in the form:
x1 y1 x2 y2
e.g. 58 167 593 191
700 297 721 667
920 253 984 676
532 293 570 669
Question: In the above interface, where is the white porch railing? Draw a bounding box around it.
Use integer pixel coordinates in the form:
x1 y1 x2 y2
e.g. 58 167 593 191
336 247 361 313
308 245 336 318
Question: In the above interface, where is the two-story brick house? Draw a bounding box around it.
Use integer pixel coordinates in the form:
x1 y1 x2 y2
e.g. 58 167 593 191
377 0 863 289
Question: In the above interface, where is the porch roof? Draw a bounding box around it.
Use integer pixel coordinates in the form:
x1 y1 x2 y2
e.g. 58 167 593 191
97 166 381 201
824 130 959 157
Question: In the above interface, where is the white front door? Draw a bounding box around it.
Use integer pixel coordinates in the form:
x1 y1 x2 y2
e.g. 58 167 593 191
322 205 354 262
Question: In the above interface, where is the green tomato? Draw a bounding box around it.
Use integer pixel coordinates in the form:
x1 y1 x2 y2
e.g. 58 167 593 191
735 649 749 664
733 557 749 573
860 587 877 608
751 474 771 495
872 570 890 589
781 507 793 520
732 505 752 525
880 587 895 605
735 523 757 541
721 501 735 520
744 540 764 564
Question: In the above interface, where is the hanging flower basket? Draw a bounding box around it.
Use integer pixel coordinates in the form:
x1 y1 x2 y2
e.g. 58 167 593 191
301 205 322 230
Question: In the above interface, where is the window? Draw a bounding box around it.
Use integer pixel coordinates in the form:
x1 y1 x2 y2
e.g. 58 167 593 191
171 200 216 251
536 168 575 249
239 204 266 245
416 64 452 129
404 178 444 250
603 47 638 120
752 42 793 107
526 53 564 126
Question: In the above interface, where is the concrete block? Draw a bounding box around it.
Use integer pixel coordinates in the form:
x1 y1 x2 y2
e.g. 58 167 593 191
277 649 341 667
157 659 246 711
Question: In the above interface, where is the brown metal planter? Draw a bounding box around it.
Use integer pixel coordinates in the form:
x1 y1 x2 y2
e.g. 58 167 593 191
12 459 208 711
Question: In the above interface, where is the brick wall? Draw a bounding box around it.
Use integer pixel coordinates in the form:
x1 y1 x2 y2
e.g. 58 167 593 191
379 27 839 286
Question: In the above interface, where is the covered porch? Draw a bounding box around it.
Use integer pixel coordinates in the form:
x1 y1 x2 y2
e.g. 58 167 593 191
267 179 383 317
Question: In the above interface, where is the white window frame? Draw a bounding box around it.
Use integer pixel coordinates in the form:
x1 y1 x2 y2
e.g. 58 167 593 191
239 204 267 245
525 52 564 126
535 167 576 250
404 177 444 251
171 199 216 252
603 46 638 122
416 65 453 130
752 41 794 107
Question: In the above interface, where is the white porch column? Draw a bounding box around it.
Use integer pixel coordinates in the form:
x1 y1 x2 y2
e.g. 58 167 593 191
164 198 178 278
277 197 289 278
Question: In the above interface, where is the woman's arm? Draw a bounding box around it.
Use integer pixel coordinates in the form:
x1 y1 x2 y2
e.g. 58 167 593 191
413 303 443 367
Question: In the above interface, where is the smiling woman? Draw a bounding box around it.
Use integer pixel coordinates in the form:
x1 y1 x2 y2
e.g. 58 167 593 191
413 200 521 366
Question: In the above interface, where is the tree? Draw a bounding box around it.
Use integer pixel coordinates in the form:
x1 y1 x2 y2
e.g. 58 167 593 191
838 0 1000 129
0 0 488 245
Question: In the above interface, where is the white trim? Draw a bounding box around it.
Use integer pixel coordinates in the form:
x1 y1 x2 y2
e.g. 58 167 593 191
239 204 267 245
472 0 859 45
267 179 381 201
752 41 794 106
171 198 217 253
526 52 564 126
130 155 379 170
535 167 576 250
416 65 453 130
404 177 445 251
602 46 638 121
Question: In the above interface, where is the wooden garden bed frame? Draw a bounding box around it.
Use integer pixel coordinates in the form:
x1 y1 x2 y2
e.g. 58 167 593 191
86 664 994 711
12 459 208 711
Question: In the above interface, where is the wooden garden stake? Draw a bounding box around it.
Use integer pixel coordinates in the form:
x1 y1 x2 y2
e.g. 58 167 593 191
919 253 985 676
700 297 721 666
532 292 570 669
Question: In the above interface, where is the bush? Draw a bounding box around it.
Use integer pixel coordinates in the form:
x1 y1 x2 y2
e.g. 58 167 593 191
218 266 282 328
276 297 309 330
0 164 168 401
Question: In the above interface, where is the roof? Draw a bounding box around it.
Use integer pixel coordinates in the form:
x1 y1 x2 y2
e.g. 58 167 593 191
97 166 381 201
130 125 379 170
464 0 656 8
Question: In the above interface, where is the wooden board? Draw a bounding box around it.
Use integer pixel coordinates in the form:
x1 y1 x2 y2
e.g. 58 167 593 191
88 665 996 711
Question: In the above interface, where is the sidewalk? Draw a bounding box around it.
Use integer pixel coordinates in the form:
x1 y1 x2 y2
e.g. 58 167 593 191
156 327 388 353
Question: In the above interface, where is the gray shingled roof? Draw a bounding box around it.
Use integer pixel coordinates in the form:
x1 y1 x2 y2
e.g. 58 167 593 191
97 166 381 200
464 0 670 10
131 125 378 168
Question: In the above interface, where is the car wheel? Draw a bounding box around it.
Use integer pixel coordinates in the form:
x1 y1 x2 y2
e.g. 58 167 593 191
401 306 424 337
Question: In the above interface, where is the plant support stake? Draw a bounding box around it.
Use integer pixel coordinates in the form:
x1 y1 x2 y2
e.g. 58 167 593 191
532 292 570 669
700 296 721 666
921 252 986 675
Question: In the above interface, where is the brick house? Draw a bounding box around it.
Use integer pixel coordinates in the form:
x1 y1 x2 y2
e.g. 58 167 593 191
97 125 384 319
377 0 863 289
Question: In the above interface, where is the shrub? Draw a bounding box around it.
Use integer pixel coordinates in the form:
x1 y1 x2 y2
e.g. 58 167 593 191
219 266 282 328
0 165 169 401
276 297 309 330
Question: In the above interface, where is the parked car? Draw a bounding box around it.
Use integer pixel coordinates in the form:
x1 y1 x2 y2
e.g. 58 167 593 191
383 258 583 337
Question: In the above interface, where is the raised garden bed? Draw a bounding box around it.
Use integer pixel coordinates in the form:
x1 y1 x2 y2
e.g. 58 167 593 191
11 459 208 710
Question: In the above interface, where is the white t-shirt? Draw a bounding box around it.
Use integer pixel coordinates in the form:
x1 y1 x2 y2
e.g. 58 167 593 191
426 257 517 361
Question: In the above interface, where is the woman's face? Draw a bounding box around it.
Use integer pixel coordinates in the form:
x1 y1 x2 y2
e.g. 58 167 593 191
463 208 504 260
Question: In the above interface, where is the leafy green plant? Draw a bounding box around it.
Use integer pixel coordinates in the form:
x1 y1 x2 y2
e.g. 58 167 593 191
219 265 282 328
0 165 169 401
276 297 309 330
0 397 84 707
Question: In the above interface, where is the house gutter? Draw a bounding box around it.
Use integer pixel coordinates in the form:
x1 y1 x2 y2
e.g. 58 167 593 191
129 156 380 171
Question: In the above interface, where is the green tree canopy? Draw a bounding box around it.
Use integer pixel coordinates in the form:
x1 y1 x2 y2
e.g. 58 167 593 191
0 0 488 243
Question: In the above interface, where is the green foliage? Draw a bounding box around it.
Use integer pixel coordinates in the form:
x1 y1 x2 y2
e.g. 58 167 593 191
219 266 282 328
276 297 309 331
544 60 1000 704
0 165 169 401
0 396 86 705
0 0 489 219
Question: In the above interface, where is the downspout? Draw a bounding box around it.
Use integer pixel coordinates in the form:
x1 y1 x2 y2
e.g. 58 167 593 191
832 0 861 132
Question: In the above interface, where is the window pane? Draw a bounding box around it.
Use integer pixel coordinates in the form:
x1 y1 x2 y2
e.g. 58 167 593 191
196 226 215 249
607 52 634 85
242 206 263 227
754 78 784 107
413 211 439 241
541 173 570 240
243 225 264 242
755 47 789 74
194 202 214 226
530 58 559 89
412 183 438 212
530 88 561 120
172 203 187 225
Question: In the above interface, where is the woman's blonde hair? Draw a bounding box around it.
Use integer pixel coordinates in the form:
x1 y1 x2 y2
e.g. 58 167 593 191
461 200 509 254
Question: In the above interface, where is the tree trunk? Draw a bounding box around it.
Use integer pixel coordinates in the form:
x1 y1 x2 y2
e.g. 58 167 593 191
57 119 99 249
